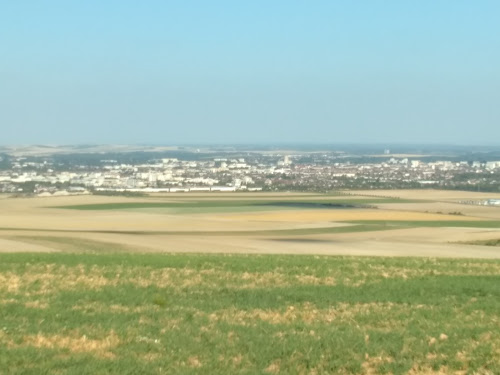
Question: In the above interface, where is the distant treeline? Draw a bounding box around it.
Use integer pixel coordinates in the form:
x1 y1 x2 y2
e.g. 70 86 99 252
24 150 256 167
296 154 500 165
0 153 11 170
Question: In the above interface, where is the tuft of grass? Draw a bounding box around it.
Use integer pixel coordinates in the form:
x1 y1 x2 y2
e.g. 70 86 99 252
152 294 167 307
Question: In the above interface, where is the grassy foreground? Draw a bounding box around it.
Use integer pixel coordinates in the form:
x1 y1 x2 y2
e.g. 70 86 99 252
1 253 500 374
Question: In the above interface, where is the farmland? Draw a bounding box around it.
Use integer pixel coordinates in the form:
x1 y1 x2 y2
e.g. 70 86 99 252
1 190 500 257
1 190 500 374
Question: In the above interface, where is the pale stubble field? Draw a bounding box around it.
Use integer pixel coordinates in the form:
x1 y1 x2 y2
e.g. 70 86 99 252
1 190 500 258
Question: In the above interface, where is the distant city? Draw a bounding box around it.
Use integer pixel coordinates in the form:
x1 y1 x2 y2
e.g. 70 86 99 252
1 145 500 203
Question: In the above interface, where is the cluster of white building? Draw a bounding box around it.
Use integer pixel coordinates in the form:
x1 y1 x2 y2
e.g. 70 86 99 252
1 153 500 196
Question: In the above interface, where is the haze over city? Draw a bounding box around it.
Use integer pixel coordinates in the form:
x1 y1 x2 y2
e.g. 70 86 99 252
1 1 500 145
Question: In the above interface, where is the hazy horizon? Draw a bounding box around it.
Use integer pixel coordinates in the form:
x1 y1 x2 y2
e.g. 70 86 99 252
2 1 499 145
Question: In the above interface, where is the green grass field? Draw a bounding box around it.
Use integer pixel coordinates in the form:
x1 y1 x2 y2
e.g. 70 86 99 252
1 253 499 374
52 197 423 213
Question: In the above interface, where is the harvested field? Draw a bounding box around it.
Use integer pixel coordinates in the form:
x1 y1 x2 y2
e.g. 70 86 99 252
350 189 500 201
0 238 57 253
376 201 500 220
1 191 500 258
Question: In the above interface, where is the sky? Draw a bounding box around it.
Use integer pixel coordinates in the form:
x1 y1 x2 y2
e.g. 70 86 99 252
1 1 499 145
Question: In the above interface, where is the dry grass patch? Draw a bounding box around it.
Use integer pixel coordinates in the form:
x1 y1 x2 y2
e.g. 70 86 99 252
0 272 22 293
24 300 49 309
264 359 282 374
2 264 338 297
71 301 160 315
407 365 468 375
0 329 12 345
140 352 162 362
294 274 336 286
0 298 17 305
0 265 117 295
237 271 288 288
369 262 500 279
20 331 120 358
208 302 409 327
362 355 395 375
129 268 335 289
187 356 203 368
129 268 220 289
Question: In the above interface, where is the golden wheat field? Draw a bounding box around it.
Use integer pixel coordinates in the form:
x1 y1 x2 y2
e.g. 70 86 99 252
1 190 500 258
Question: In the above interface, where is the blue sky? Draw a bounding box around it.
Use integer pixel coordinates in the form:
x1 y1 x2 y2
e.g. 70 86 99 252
1 1 499 145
